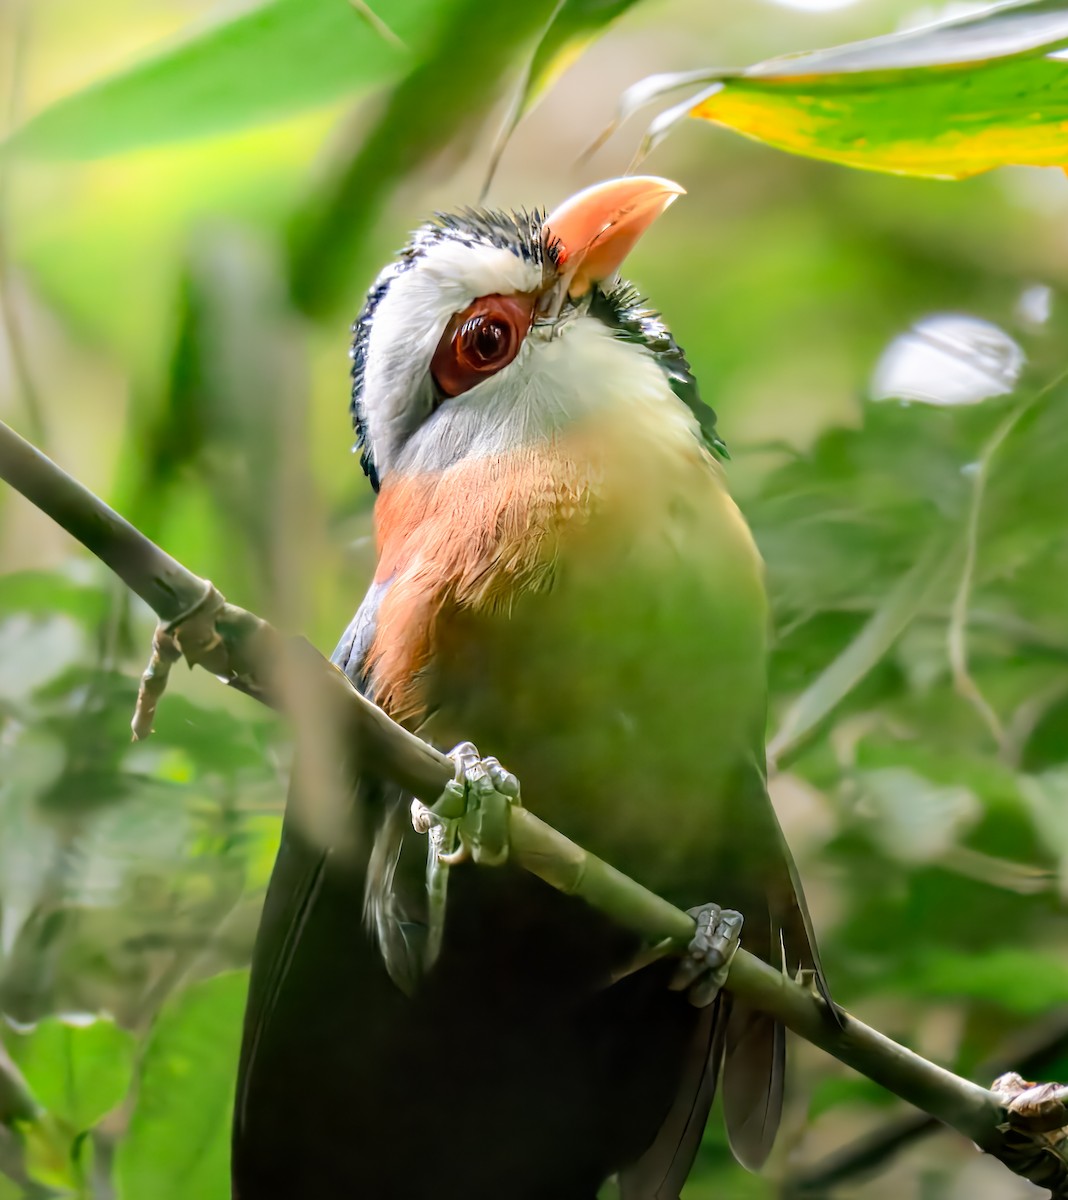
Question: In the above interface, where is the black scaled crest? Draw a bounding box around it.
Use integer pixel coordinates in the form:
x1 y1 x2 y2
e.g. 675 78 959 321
349 206 556 491
592 282 729 460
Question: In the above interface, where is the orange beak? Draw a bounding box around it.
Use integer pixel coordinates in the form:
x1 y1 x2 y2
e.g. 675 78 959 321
543 176 685 299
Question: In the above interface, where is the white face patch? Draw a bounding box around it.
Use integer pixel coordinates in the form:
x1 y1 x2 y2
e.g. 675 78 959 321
358 238 543 480
395 315 700 475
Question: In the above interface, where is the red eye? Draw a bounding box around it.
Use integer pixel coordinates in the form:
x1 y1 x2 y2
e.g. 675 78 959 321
431 293 534 398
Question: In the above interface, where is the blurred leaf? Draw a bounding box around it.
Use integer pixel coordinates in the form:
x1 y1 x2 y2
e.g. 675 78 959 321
808 1074 896 1120
0 615 86 704
634 0 1068 178
4 0 424 160
63 790 193 910
1018 769 1068 895
911 947 1068 1014
241 814 283 892
288 0 561 314
769 533 954 762
12 1015 135 1132
518 0 642 116
0 731 64 956
115 972 248 1200
0 568 108 625
118 229 314 618
855 767 980 862
486 0 643 185
21 1112 83 1193
128 694 274 775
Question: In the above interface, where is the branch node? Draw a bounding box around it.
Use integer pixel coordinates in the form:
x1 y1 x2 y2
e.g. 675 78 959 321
164 580 227 673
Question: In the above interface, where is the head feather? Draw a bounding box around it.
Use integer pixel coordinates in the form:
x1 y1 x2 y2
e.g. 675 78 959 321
349 208 558 490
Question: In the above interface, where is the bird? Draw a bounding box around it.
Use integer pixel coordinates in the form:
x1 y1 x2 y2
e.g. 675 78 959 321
232 176 832 1200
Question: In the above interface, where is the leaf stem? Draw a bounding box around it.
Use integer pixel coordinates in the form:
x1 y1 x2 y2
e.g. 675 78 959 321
947 372 1068 752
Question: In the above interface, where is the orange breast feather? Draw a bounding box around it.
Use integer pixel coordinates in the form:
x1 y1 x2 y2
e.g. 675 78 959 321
365 447 591 723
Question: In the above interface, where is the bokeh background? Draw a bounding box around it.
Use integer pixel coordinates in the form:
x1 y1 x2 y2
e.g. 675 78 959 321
1 0 1067 1196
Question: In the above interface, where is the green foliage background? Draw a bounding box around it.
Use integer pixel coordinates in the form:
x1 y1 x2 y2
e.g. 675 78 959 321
0 0 1067 1196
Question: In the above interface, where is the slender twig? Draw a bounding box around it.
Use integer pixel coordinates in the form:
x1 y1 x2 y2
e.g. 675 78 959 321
348 0 405 47
777 600 1068 661
946 374 1068 749
131 624 183 740
0 417 206 620
2 417 1067 1193
787 1010 1068 1196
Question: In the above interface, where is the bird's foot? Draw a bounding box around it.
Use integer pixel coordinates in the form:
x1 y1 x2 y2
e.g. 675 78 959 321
409 743 520 971
410 741 521 867
668 903 743 1008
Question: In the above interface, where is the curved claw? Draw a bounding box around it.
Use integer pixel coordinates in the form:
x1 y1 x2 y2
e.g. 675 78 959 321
438 842 472 866
438 741 521 866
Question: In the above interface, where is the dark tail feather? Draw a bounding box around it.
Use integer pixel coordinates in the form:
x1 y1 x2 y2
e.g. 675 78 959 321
722 1000 786 1170
722 837 832 1173
619 994 730 1200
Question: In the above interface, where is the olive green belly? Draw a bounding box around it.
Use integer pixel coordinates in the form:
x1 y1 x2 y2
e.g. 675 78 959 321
421 498 768 906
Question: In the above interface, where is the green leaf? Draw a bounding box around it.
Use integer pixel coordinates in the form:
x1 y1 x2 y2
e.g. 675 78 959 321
910 947 1068 1013
4 0 426 160
242 814 283 893
288 0 562 314
521 0 642 115
0 567 108 625
485 0 644 183
11 1015 136 1132
855 767 980 863
115 972 248 1200
0 614 87 703
21 1113 83 1194
769 533 955 762
1018 768 1068 892
635 0 1068 179
808 1074 895 1121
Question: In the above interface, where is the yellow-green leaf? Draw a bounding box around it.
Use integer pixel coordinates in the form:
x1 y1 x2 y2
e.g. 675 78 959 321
525 0 643 118
21 1114 82 1194
4 0 429 160
637 0 1068 179
769 534 955 763
10 1015 135 1133
489 0 643 162
115 972 248 1200
487 0 644 184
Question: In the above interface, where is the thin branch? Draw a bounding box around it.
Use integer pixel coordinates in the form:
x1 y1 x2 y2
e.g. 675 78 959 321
788 1010 1068 1196
504 807 1006 1148
947 425 1011 749
1 416 1066 1193
946 374 1068 750
0 417 207 621
131 624 183 740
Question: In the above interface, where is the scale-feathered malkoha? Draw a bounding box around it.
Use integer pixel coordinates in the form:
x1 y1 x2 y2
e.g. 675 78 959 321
232 178 831 1200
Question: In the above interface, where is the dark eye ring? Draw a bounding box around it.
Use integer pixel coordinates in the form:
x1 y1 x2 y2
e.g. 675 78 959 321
431 293 534 398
